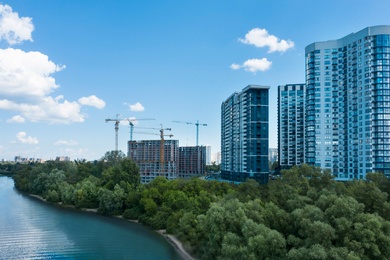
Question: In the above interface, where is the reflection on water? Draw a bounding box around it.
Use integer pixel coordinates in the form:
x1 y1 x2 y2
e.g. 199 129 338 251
0 176 180 259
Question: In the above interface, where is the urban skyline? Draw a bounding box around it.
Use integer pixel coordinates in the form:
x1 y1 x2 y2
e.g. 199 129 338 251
276 25 390 181
1 1 390 161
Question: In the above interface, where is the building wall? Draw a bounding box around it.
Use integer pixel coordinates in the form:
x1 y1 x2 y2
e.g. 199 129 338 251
305 25 390 179
128 140 179 184
212 152 221 164
278 84 305 167
205 145 212 165
221 85 269 183
178 146 206 178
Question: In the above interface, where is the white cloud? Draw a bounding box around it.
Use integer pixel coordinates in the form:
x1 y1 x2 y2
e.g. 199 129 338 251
239 28 294 53
129 102 145 112
78 95 106 109
0 48 64 99
0 6 105 124
0 4 34 45
230 58 272 73
54 140 78 146
14 131 39 144
7 115 25 123
0 97 84 124
230 63 241 70
0 48 104 124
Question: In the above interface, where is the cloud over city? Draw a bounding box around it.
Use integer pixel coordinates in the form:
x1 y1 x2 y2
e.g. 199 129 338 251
230 58 272 73
239 28 295 53
129 102 145 112
231 27 293 73
0 4 105 124
13 131 39 144
78 95 106 109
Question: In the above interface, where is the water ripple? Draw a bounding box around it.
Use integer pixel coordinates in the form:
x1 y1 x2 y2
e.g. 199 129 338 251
0 177 180 260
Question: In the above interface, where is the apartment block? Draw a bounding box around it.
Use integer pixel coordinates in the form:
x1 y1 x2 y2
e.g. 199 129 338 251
128 140 179 184
178 146 206 178
221 85 269 183
305 25 390 179
278 84 305 168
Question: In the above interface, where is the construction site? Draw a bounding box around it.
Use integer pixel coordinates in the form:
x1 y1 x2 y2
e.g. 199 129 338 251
106 115 207 184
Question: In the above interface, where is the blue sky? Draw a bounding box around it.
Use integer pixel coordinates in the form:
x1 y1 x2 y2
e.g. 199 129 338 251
1 0 390 161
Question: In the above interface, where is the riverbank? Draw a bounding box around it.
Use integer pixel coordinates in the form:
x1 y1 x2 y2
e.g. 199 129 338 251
26 193 195 260
157 230 194 260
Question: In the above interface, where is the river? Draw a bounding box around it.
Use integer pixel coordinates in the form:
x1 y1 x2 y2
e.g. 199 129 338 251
0 176 181 259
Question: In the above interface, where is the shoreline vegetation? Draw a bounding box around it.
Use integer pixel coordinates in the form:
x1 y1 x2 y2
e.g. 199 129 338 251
6 152 390 259
26 192 193 260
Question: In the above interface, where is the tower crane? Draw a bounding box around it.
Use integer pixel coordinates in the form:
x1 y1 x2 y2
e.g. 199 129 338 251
173 120 207 146
125 118 155 141
105 115 154 152
105 114 126 152
159 126 173 176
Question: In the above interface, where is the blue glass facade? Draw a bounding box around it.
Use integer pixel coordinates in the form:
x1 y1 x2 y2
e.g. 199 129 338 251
278 84 305 168
305 26 390 179
372 35 390 175
221 85 269 183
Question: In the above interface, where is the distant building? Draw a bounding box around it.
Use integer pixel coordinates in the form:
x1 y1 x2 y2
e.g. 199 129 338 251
14 156 28 163
212 152 221 165
278 84 305 167
178 146 206 178
205 145 212 165
56 156 71 162
128 140 179 184
268 148 278 163
128 140 206 183
305 25 390 180
221 85 269 183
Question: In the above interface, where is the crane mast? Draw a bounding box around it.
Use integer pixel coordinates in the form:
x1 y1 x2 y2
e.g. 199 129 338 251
106 115 153 152
105 114 124 152
160 127 173 176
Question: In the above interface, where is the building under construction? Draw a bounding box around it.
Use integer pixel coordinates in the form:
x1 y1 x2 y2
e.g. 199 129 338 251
128 140 206 183
128 140 179 184
178 146 206 178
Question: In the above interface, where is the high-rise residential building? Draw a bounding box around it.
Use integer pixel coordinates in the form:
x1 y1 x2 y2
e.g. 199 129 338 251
278 84 305 168
178 146 206 178
221 85 269 183
128 140 179 184
212 152 221 165
305 25 390 179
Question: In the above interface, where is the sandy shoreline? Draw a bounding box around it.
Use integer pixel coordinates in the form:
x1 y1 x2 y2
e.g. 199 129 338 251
157 230 194 260
27 193 195 259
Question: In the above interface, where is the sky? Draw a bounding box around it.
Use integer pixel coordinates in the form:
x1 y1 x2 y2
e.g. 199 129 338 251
1 0 390 161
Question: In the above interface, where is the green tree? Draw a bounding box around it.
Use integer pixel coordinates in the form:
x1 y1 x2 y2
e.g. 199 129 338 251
98 184 126 215
101 150 126 167
73 179 99 208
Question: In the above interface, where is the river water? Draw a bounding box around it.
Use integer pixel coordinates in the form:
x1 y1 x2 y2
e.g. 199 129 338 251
0 176 181 259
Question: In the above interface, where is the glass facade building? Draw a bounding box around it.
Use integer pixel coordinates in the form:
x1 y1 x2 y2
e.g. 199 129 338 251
221 85 269 183
305 25 390 179
278 84 305 168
